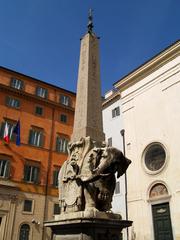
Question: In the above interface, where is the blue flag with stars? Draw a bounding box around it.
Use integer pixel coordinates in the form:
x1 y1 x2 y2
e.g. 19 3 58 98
13 120 21 146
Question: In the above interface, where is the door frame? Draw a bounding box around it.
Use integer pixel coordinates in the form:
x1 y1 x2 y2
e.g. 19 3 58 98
0 211 7 240
147 181 174 240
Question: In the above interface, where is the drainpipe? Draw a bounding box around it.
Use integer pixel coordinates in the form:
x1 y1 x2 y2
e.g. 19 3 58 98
120 129 129 240
42 107 55 240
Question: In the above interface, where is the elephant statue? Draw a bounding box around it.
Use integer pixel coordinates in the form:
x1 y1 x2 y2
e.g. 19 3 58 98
58 137 131 214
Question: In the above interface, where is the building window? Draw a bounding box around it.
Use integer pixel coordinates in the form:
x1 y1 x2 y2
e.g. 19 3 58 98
60 95 71 106
36 86 48 99
28 128 44 147
0 159 10 178
60 114 67 123
23 164 40 184
144 143 166 172
0 121 16 142
5 96 20 108
35 106 43 116
56 135 69 153
115 181 120 194
10 78 24 90
23 200 33 213
53 203 60 215
19 224 30 240
107 137 112 147
52 168 60 187
112 106 120 118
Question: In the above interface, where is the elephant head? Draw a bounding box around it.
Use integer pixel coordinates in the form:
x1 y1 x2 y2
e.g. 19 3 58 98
82 147 131 183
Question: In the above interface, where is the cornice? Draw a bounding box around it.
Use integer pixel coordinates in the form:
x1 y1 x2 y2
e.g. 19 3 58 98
114 40 180 91
0 66 76 96
0 83 75 112
102 90 120 109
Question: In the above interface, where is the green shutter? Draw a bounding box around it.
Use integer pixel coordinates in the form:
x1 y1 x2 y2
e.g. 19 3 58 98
28 129 34 145
5 96 10 106
45 89 48 99
24 165 29 181
0 122 5 138
34 167 40 184
53 170 59 187
39 132 44 147
20 80 24 90
56 136 60 152
16 99 20 108
5 161 10 178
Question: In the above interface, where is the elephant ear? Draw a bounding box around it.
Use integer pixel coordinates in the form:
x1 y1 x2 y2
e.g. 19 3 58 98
117 167 123 178
117 155 131 178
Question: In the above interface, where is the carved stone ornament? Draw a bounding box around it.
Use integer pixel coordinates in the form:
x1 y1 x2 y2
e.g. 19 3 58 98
58 137 131 214
149 183 168 199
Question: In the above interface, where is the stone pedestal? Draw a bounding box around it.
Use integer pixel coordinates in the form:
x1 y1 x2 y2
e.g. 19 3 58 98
44 211 132 240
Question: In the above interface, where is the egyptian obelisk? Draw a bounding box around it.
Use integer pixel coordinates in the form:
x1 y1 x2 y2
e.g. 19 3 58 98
44 10 132 240
71 9 105 142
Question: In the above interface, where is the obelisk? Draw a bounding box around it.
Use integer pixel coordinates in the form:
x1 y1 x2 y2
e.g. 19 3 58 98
71 9 105 143
44 10 132 240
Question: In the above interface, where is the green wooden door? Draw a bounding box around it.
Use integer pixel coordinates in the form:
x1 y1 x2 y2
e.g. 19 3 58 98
152 203 173 240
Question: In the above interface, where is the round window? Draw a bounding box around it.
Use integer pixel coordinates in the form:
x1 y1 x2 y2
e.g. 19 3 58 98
144 143 166 172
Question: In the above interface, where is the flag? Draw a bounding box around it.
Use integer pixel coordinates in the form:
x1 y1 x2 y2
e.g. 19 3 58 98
3 122 10 143
13 120 21 146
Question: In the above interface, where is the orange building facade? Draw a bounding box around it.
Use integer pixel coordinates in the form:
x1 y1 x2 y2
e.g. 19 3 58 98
0 66 75 240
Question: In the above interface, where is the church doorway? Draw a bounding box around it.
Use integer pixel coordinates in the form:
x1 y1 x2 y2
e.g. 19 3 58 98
152 202 173 240
149 183 173 240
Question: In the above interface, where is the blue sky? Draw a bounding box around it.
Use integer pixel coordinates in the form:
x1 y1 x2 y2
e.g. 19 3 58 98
0 0 179 94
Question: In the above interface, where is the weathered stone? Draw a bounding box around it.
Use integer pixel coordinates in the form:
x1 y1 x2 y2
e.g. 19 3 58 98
44 213 132 240
71 32 105 143
58 136 131 214
44 11 132 240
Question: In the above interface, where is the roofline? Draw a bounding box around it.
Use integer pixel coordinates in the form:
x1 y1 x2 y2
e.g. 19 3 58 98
113 40 180 90
102 90 120 109
0 65 76 96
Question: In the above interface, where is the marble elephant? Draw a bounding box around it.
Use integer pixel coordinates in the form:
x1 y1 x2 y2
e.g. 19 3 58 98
58 137 131 213
79 147 131 212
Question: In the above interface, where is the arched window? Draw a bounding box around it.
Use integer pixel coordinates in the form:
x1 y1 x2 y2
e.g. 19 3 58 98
149 183 168 199
19 224 30 240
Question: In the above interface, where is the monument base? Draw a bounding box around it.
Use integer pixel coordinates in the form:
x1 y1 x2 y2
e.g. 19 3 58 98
44 211 132 240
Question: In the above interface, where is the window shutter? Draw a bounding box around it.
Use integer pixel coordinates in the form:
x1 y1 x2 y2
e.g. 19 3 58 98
39 132 44 147
20 80 24 90
53 170 59 187
0 122 5 138
16 99 20 108
45 89 48 99
112 109 115 118
65 139 69 153
117 107 120 116
10 78 14 87
56 136 60 152
28 129 33 144
24 165 29 181
5 161 10 178
5 96 10 106
67 97 71 107
35 167 40 184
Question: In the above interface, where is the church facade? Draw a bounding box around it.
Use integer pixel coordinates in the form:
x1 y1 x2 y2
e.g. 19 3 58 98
103 40 180 240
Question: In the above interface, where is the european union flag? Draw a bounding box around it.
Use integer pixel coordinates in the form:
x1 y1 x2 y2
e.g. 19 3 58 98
13 120 21 146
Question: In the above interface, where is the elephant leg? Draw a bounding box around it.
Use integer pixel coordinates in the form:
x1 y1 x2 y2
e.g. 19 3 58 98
84 183 97 210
